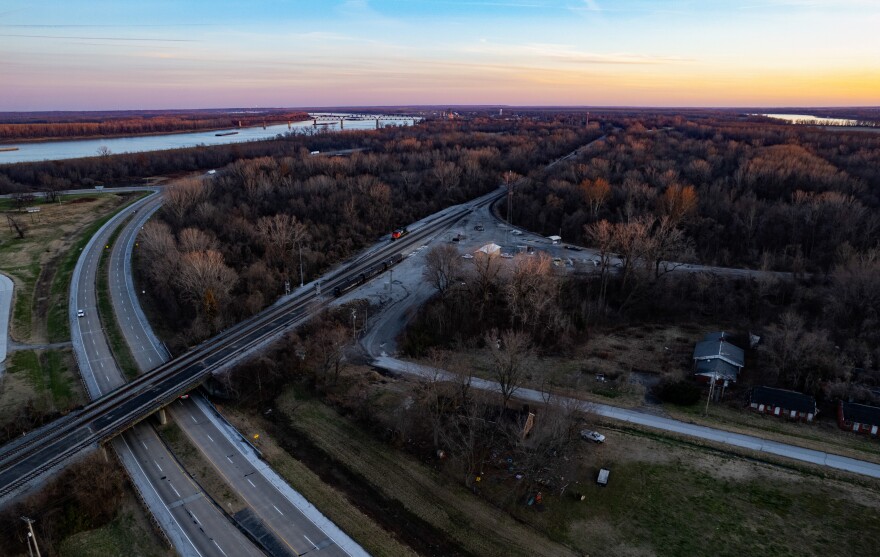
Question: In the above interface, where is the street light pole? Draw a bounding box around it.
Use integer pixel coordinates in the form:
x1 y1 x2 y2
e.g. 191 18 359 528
505 171 514 225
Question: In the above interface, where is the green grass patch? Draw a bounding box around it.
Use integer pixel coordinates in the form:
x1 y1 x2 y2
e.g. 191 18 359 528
8 349 40 380
96 216 139 379
7 349 77 410
59 510 172 557
10 263 39 337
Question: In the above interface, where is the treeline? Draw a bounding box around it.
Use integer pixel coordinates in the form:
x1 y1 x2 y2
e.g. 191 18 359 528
137 117 603 346
408 243 880 404
0 453 127 556
511 115 880 272
0 109 309 142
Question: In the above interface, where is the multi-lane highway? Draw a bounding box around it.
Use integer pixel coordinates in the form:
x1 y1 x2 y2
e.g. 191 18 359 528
0 187 486 521
71 191 264 557
109 195 363 557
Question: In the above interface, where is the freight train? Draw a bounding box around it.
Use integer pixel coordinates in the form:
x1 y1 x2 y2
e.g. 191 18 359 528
333 253 404 297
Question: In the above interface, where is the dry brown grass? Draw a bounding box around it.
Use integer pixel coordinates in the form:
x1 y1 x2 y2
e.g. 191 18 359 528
1 193 128 342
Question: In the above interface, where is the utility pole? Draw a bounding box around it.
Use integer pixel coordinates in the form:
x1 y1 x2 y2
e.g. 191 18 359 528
505 171 514 225
704 373 717 416
21 517 41 557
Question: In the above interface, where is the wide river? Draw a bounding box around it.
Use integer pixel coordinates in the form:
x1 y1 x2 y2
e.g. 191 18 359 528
760 113 860 126
0 114 417 164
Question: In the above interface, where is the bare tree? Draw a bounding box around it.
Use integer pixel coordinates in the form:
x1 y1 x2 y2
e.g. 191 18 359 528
485 329 534 408
304 321 349 386
138 221 180 285
659 183 698 225
646 216 691 278
255 213 308 279
469 249 503 321
424 244 463 296
178 227 216 253
11 192 34 211
585 219 615 307
506 252 558 333
164 177 209 225
581 177 611 219
433 160 462 198
5 214 27 238
436 387 496 488
174 249 237 322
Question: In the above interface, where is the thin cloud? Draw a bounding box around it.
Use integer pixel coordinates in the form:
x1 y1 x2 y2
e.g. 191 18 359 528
463 41 693 65
0 33 199 42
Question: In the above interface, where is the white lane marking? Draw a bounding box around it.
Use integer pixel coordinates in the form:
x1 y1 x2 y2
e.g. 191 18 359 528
246 478 256 488
272 504 284 516
141 440 148 450
154 460 163 472
212 539 228 557
206 434 215 443
191 414 198 423
190 510 200 524
169 482 180 497
119 436 203 557
304 534 317 549
226 456 233 463
105 374 110 382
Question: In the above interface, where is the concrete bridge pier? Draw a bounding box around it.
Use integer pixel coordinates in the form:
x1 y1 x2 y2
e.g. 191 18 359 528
376 118 380 129
156 407 167 425
340 117 344 129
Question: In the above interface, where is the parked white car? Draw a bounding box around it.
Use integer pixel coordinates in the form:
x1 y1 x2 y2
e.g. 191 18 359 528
580 429 606 443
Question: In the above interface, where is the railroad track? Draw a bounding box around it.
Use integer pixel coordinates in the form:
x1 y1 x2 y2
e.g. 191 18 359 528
0 202 474 502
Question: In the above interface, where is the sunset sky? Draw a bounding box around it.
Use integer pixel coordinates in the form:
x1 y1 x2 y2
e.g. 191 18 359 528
1 0 878 110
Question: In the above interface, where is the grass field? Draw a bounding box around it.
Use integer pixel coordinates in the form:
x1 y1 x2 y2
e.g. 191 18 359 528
58 500 173 557
221 374 880 557
0 191 149 428
524 426 880 557
0 193 137 343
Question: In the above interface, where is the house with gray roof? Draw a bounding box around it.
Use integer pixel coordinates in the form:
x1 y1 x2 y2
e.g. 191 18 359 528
693 331 744 383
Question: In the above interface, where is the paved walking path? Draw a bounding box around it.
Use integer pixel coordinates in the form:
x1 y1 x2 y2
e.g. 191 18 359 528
373 356 880 480
0 273 12 374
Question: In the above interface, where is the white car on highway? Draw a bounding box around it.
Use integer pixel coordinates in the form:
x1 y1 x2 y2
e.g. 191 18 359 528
77 309 85 318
